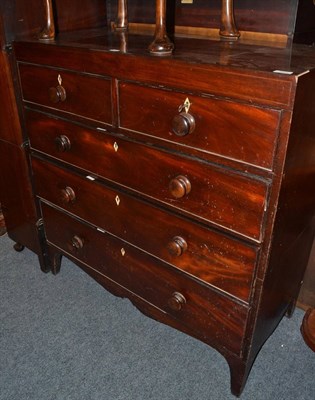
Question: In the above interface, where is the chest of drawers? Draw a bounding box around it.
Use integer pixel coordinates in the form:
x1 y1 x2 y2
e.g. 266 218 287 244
10 30 315 396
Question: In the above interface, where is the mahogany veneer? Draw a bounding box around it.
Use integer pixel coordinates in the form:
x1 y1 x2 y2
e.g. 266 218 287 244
12 30 315 396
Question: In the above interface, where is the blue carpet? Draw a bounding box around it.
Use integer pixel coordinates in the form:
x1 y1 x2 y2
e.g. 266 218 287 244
0 234 314 400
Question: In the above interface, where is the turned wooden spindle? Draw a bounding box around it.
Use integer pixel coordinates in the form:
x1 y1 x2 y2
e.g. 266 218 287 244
149 0 174 56
219 0 240 40
39 0 55 41
114 0 128 31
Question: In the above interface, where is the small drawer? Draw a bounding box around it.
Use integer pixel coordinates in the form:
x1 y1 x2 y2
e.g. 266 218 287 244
32 157 258 302
18 63 112 124
119 82 281 170
41 202 249 355
26 111 268 241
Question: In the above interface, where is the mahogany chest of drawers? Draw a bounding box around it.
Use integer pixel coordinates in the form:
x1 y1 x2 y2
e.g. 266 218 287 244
4 26 314 396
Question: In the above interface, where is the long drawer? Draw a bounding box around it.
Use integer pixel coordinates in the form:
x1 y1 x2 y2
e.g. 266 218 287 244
18 63 112 124
41 202 249 355
26 111 268 241
32 157 258 302
119 82 281 170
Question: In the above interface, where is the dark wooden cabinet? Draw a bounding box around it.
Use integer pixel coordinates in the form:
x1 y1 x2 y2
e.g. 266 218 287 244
0 1 315 397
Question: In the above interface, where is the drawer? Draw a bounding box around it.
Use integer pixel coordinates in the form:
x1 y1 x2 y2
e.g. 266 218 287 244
41 202 249 355
33 157 258 302
18 63 112 124
26 111 268 241
119 82 281 170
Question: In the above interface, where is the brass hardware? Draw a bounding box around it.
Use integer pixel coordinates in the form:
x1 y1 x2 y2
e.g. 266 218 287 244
173 98 195 136
48 74 66 104
121 248 126 256
39 0 55 41
113 142 119 152
179 97 192 113
115 195 121 206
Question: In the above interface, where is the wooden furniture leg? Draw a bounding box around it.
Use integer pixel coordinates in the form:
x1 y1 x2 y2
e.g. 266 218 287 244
0 203 6 236
114 0 128 31
219 0 240 40
226 355 252 397
13 242 25 252
48 247 62 275
301 308 315 352
38 0 55 41
149 0 174 56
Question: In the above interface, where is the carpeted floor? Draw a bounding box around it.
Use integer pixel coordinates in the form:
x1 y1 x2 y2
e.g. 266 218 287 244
0 233 314 400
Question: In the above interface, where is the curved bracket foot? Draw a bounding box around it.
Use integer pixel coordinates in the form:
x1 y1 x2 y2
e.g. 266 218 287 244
226 355 252 397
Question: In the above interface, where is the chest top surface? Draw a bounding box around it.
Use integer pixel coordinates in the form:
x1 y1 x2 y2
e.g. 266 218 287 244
14 28 315 75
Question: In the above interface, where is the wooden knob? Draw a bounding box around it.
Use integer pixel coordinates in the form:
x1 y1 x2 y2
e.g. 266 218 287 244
49 85 66 103
55 135 71 152
169 175 191 199
71 235 84 250
60 186 76 204
172 112 195 136
167 236 187 257
168 292 186 311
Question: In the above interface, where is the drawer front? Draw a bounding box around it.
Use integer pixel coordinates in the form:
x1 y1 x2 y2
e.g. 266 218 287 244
41 202 248 355
119 82 281 170
27 111 268 241
33 157 257 302
19 63 112 124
